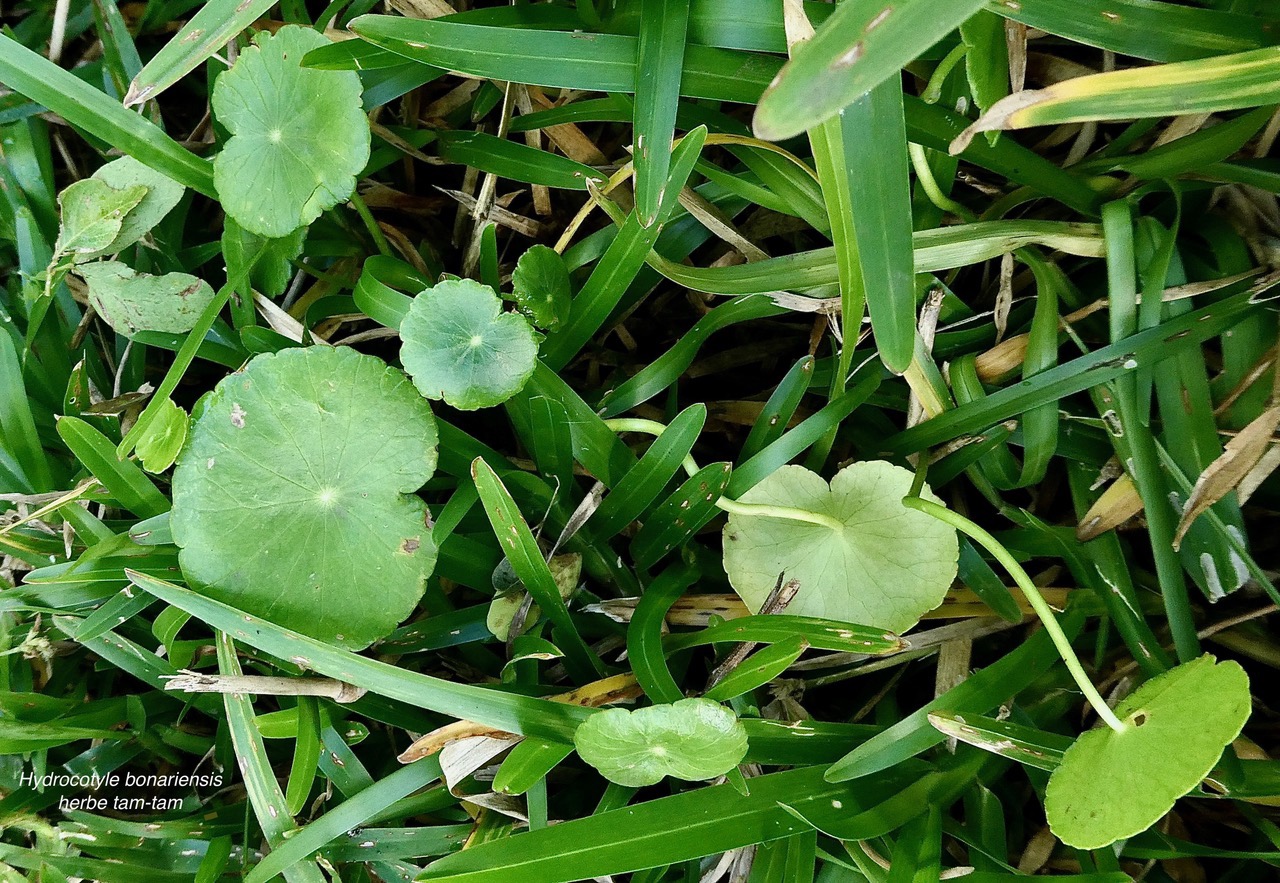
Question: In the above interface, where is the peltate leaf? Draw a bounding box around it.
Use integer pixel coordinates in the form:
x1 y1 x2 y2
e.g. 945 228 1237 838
211 26 369 237
170 346 438 650
723 461 958 632
76 261 218 336
1044 654 1251 849
511 244 572 331
574 698 748 787
400 278 539 410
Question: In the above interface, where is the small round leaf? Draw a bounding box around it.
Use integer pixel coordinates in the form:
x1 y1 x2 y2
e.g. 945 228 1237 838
171 346 438 650
400 278 538 410
574 698 749 787
135 398 188 474
511 244 572 331
212 26 369 237
723 461 958 632
1045 654 1251 849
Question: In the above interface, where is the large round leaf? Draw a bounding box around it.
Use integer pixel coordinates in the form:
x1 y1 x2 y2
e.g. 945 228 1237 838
400 278 538 410
1044 654 1251 849
723 461 958 632
171 346 438 650
574 698 748 787
211 26 369 237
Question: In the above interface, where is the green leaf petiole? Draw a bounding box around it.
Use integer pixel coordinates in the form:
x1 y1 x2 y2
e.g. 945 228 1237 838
603 418 845 532
902 495 1128 733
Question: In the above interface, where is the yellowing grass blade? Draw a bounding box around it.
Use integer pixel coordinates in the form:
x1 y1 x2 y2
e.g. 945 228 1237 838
955 47 1280 151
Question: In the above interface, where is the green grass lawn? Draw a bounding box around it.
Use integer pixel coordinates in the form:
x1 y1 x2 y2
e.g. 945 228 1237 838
2 1 1280 880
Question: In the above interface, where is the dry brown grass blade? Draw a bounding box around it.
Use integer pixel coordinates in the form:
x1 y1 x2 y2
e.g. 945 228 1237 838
1173 405 1280 550
397 673 641 762
587 588 1073 628
1077 473 1142 542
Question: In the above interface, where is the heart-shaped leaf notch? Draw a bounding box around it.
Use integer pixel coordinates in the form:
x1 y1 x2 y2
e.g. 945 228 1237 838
400 277 539 410
171 346 438 650
574 698 748 787
211 25 369 237
723 462 958 632
1045 654 1250 849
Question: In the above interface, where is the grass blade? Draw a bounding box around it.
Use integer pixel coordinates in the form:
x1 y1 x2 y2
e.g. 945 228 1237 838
125 0 277 105
962 48 1280 144
0 35 214 195
471 458 605 681
216 632 328 883
243 758 443 883
995 0 1280 63
753 0 987 140
126 570 593 742
844 79 915 373
418 766 871 882
633 0 690 226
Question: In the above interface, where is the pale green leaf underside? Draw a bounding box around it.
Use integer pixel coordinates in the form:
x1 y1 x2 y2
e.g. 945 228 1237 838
56 178 147 258
212 25 369 238
1045 655 1251 849
171 346 438 650
400 278 539 410
92 155 186 254
76 261 217 337
723 461 958 632
574 698 748 787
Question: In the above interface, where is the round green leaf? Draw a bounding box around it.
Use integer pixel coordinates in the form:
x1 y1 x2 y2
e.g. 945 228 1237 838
400 278 538 410
92 155 185 254
511 244 571 331
574 698 748 787
76 261 217 337
722 461 958 632
171 346 438 650
135 398 188 474
211 26 369 238
1045 654 1251 849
